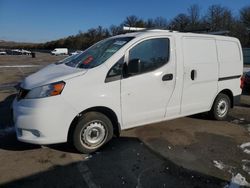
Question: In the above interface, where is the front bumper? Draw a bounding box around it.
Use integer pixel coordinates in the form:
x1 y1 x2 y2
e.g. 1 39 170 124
13 96 77 145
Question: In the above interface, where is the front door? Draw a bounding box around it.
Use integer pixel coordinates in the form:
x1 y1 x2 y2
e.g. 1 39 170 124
121 37 176 128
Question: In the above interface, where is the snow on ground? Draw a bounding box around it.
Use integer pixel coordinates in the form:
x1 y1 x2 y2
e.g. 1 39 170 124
213 160 234 172
240 142 250 155
242 160 250 175
213 160 250 187
227 173 250 188
213 160 226 170
247 125 250 133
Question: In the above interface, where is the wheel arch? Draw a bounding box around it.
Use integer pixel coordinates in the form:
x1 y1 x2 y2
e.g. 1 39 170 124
67 106 121 142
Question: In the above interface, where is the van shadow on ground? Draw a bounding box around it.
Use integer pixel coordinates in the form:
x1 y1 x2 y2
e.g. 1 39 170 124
0 136 228 188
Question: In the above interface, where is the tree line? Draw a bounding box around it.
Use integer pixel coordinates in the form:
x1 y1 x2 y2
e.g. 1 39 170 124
21 4 250 50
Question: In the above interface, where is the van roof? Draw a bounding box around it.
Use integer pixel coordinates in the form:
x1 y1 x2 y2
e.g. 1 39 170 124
116 29 239 42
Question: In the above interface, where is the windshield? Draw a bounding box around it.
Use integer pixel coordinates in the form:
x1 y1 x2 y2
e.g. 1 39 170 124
64 37 133 69
56 53 81 65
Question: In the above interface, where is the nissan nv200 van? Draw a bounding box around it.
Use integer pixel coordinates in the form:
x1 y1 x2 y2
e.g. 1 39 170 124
13 30 243 153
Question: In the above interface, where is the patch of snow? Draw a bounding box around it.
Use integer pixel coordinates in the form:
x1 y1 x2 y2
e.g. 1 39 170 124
231 119 240 124
213 160 226 170
247 125 250 135
240 142 250 155
228 173 250 188
242 165 250 175
242 159 250 163
240 142 250 148
213 160 234 172
168 146 172 150
243 149 250 154
242 160 250 175
84 155 92 160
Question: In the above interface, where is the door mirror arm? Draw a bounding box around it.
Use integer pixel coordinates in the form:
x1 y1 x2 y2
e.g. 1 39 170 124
122 63 129 78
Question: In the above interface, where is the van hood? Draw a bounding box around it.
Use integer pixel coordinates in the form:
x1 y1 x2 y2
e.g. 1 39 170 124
21 63 87 89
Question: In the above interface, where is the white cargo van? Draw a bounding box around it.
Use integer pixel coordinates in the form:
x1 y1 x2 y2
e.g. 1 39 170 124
51 48 68 55
13 30 243 153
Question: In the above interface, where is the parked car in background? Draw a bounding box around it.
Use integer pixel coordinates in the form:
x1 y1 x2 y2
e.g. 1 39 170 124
51 48 68 55
11 49 22 55
20 49 31 55
70 50 83 56
10 49 31 55
0 51 7 55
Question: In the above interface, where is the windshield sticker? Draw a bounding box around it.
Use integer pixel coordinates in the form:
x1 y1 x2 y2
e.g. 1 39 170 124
113 41 127 46
82 56 94 65
105 49 117 53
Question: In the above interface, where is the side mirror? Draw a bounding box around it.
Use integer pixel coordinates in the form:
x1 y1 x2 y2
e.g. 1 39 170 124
128 59 141 75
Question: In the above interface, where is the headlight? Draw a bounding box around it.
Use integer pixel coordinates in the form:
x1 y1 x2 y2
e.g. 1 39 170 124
25 81 65 99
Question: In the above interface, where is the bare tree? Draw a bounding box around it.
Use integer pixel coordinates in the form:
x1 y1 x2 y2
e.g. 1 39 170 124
123 15 145 27
205 5 233 31
145 18 154 28
153 17 168 28
109 25 123 36
170 13 190 31
240 6 250 27
188 4 201 26
27 5 250 50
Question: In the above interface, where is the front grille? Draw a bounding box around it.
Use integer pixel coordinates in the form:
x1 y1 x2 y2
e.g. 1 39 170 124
17 87 29 100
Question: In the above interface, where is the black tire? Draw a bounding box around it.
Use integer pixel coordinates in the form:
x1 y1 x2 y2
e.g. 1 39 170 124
73 112 113 153
210 93 231 121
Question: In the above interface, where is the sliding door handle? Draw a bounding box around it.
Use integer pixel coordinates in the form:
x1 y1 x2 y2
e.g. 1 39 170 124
191 70 197 80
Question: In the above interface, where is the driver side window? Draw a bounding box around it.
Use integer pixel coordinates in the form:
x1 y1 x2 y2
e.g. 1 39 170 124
128 38 170 75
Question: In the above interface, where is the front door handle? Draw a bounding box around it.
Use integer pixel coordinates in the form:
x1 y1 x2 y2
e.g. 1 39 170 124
162 74 173 81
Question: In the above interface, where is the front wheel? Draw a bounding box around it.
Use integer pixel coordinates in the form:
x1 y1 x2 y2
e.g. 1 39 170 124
210 93 231 121
73 112 113 153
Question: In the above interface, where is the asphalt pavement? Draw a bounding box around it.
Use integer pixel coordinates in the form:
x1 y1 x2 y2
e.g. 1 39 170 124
0 132 227 188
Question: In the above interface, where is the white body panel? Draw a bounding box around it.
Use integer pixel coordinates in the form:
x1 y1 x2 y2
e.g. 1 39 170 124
13 31 243 145
181 37 219 115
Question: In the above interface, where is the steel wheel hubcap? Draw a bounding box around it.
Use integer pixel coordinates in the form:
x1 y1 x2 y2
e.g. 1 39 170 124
217 100 228 117
81 121 106 148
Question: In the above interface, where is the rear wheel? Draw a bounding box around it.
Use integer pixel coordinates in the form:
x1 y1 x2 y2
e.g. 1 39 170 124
210 93 231 121
73 112 113 153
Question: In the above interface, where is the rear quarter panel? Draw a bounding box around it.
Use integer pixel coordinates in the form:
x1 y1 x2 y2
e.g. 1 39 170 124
216 38 243 97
